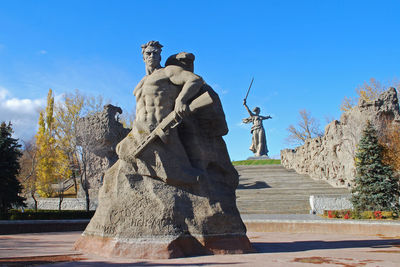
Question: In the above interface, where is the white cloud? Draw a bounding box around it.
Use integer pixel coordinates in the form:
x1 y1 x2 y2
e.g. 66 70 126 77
3 98 43 113
0 88 9 100
0 87 45 141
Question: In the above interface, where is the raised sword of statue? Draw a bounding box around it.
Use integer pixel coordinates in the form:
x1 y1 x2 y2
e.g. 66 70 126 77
244 77 254 102
131 91 214 157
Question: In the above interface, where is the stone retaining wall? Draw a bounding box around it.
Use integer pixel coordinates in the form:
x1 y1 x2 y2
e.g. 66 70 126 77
281 88 400 188
25 198 98 211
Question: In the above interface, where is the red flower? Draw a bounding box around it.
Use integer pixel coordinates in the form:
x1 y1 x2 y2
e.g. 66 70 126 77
328 211 334 218
374 211 382 220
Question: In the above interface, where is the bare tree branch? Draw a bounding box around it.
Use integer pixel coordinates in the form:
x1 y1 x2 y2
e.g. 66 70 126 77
286 109 323 146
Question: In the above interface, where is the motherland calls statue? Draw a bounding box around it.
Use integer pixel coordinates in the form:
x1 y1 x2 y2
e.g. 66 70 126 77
74 41 252 258
242 99 272 158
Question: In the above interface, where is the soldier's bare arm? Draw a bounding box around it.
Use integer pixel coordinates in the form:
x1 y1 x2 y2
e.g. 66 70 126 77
164 65 204 117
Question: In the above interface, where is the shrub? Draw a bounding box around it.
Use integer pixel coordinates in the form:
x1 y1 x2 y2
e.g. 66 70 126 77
4 209 95 220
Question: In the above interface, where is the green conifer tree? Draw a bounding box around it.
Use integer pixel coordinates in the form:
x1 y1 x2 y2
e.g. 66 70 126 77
351 121 400 211
0 122 26 215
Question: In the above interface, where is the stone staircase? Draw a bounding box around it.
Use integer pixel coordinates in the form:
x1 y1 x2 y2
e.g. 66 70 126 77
235 164 349 214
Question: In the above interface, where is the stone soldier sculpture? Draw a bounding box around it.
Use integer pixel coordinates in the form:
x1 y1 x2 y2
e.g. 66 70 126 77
74 41 252 258
242 99 272 157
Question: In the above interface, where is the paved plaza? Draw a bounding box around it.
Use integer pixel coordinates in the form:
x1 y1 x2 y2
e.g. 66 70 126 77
0 231 399 266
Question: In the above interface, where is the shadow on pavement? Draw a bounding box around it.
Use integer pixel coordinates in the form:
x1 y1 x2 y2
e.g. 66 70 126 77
0 255 241 266
2 261 242 266
252 239 400 253
237 181 270 189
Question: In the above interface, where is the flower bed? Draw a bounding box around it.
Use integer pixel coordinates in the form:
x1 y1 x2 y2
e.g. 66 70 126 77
323 210 398 220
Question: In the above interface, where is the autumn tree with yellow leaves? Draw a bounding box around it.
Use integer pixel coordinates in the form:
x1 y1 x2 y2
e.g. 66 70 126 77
54 90 85 195
54 90 110 211
381 121 400 173
35 89 71 199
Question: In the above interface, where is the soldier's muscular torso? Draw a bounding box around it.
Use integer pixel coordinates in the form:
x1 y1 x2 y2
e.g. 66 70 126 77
134 65 203 133
134 68 180 132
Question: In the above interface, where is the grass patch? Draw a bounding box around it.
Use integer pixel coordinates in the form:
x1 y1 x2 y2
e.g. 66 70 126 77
232 159 281 165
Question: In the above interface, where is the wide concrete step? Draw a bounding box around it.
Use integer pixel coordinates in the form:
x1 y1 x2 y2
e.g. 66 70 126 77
235 164 349 214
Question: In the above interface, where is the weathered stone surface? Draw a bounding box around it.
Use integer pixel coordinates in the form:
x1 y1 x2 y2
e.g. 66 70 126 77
76 104 130 198
281 88 400 188
75 41 252 258
75 235 251 259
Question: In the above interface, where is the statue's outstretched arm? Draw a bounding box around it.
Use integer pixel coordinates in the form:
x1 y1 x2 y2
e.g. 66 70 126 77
261 115 272 120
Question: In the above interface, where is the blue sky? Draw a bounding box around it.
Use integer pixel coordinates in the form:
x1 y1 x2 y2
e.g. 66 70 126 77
0 1 399 160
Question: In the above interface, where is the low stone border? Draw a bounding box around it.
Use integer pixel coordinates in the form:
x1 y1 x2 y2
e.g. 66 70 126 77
245 219 400 237
309 194 353 214
2 217 400 236
309 195 400 215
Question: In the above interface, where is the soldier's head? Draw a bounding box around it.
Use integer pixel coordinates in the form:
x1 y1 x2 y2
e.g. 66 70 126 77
141 41 163 72
253 107 260 115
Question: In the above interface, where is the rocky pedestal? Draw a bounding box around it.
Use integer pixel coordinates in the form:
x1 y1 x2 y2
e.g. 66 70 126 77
74 159 252 258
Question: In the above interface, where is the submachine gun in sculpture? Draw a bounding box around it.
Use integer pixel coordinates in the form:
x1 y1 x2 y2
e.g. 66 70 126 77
132 91 214 158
